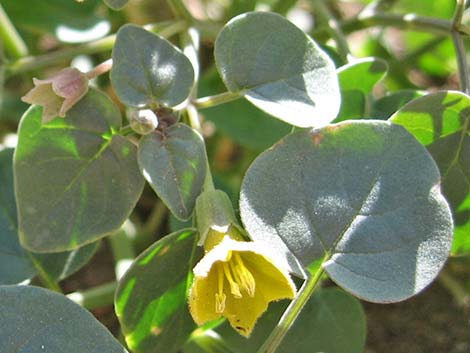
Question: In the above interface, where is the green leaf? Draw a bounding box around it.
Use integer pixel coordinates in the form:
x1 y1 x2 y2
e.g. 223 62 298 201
15 88 144 252
371 90 426 119
198 69 291 150
240 120 453 302
0 285 128 352
115 229 202 353
0 148 35 284
104 0 129 10
214 288 366 353
336 57 387 121
111 24 195 108
214 12 340 127
2 0 109 43
0 148 98 284
30 241 99 281
390 91 470 256
138 123 208 220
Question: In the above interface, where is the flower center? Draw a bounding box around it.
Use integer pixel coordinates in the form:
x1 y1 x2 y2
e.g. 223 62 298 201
215 252 256 313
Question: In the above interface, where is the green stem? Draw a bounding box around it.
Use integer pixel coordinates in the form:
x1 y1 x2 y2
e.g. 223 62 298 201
309 0 351 61
5 20 187 77
257 256 327 353
451 0 470 95
168 0 195 23
438 269 469 307
0 3 28 59
28 255 63 293
67 282 117 310
109 227 135 280
193 91 241 109
312 12 452 41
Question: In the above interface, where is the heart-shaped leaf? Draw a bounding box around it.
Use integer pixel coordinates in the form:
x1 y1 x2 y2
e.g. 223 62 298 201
111 24 195 108
214 11 340 128
115 229 202 353
138 123 208 220
15 88 144 252
0 285 128 353
210 288 365 353
336 57 388 121
240 120 453 302
390 91 470 256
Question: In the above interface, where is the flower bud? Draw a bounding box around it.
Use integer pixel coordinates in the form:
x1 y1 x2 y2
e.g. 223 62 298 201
128 108 159 135
21 68 89 123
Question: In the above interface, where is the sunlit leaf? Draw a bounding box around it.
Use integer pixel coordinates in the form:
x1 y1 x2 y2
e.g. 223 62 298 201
15 88 144 252
0 285 128 353
390 91 470 255
214 11 340 127
111 24 195 108
240 120 453 302
115 229 202 353
336 57 387 121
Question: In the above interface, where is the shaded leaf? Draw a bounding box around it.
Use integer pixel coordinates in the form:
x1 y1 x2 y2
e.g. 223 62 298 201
390 91 470 255
371 90 426 119
115 229 202 353
0 285 128 353
336 57 387 121
0 148 35 284
0 148 99 284
111 24 195 108
215 288 365 353
215 12 340 127
15 88 144 252
240 120 453 302
138 123 207 220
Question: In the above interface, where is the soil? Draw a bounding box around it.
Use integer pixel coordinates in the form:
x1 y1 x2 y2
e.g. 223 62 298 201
364 281 470 353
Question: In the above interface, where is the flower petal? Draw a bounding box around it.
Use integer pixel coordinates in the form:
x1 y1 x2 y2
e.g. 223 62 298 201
189 266 222 325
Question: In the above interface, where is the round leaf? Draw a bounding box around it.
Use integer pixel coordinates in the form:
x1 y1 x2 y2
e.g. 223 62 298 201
390 91 470 256
336 57 388 121
115 229 202 353
138 123 208 220
0 285 128 353
111 24 195 108
240 120 453 302
104 0 128 10
15 89 144 252
214 12 340 128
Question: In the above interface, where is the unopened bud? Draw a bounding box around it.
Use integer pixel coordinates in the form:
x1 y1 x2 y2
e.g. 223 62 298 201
128 109 159 135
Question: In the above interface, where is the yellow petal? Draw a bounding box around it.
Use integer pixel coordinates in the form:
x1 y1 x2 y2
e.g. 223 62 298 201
189 266 222 325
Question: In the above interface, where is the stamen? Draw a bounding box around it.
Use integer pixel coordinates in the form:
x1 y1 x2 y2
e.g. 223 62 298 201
216 264 226 313
223 262 242 298
233 253 256 297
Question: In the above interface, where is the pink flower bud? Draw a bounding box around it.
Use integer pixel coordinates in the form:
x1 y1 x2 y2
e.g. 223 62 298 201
21 68 89 123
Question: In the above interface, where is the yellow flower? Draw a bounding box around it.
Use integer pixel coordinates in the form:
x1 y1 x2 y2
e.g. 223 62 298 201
189 235 296 337
21 68 89 123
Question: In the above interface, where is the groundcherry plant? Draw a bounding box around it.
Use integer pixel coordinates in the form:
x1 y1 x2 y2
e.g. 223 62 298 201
0 1 468 353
